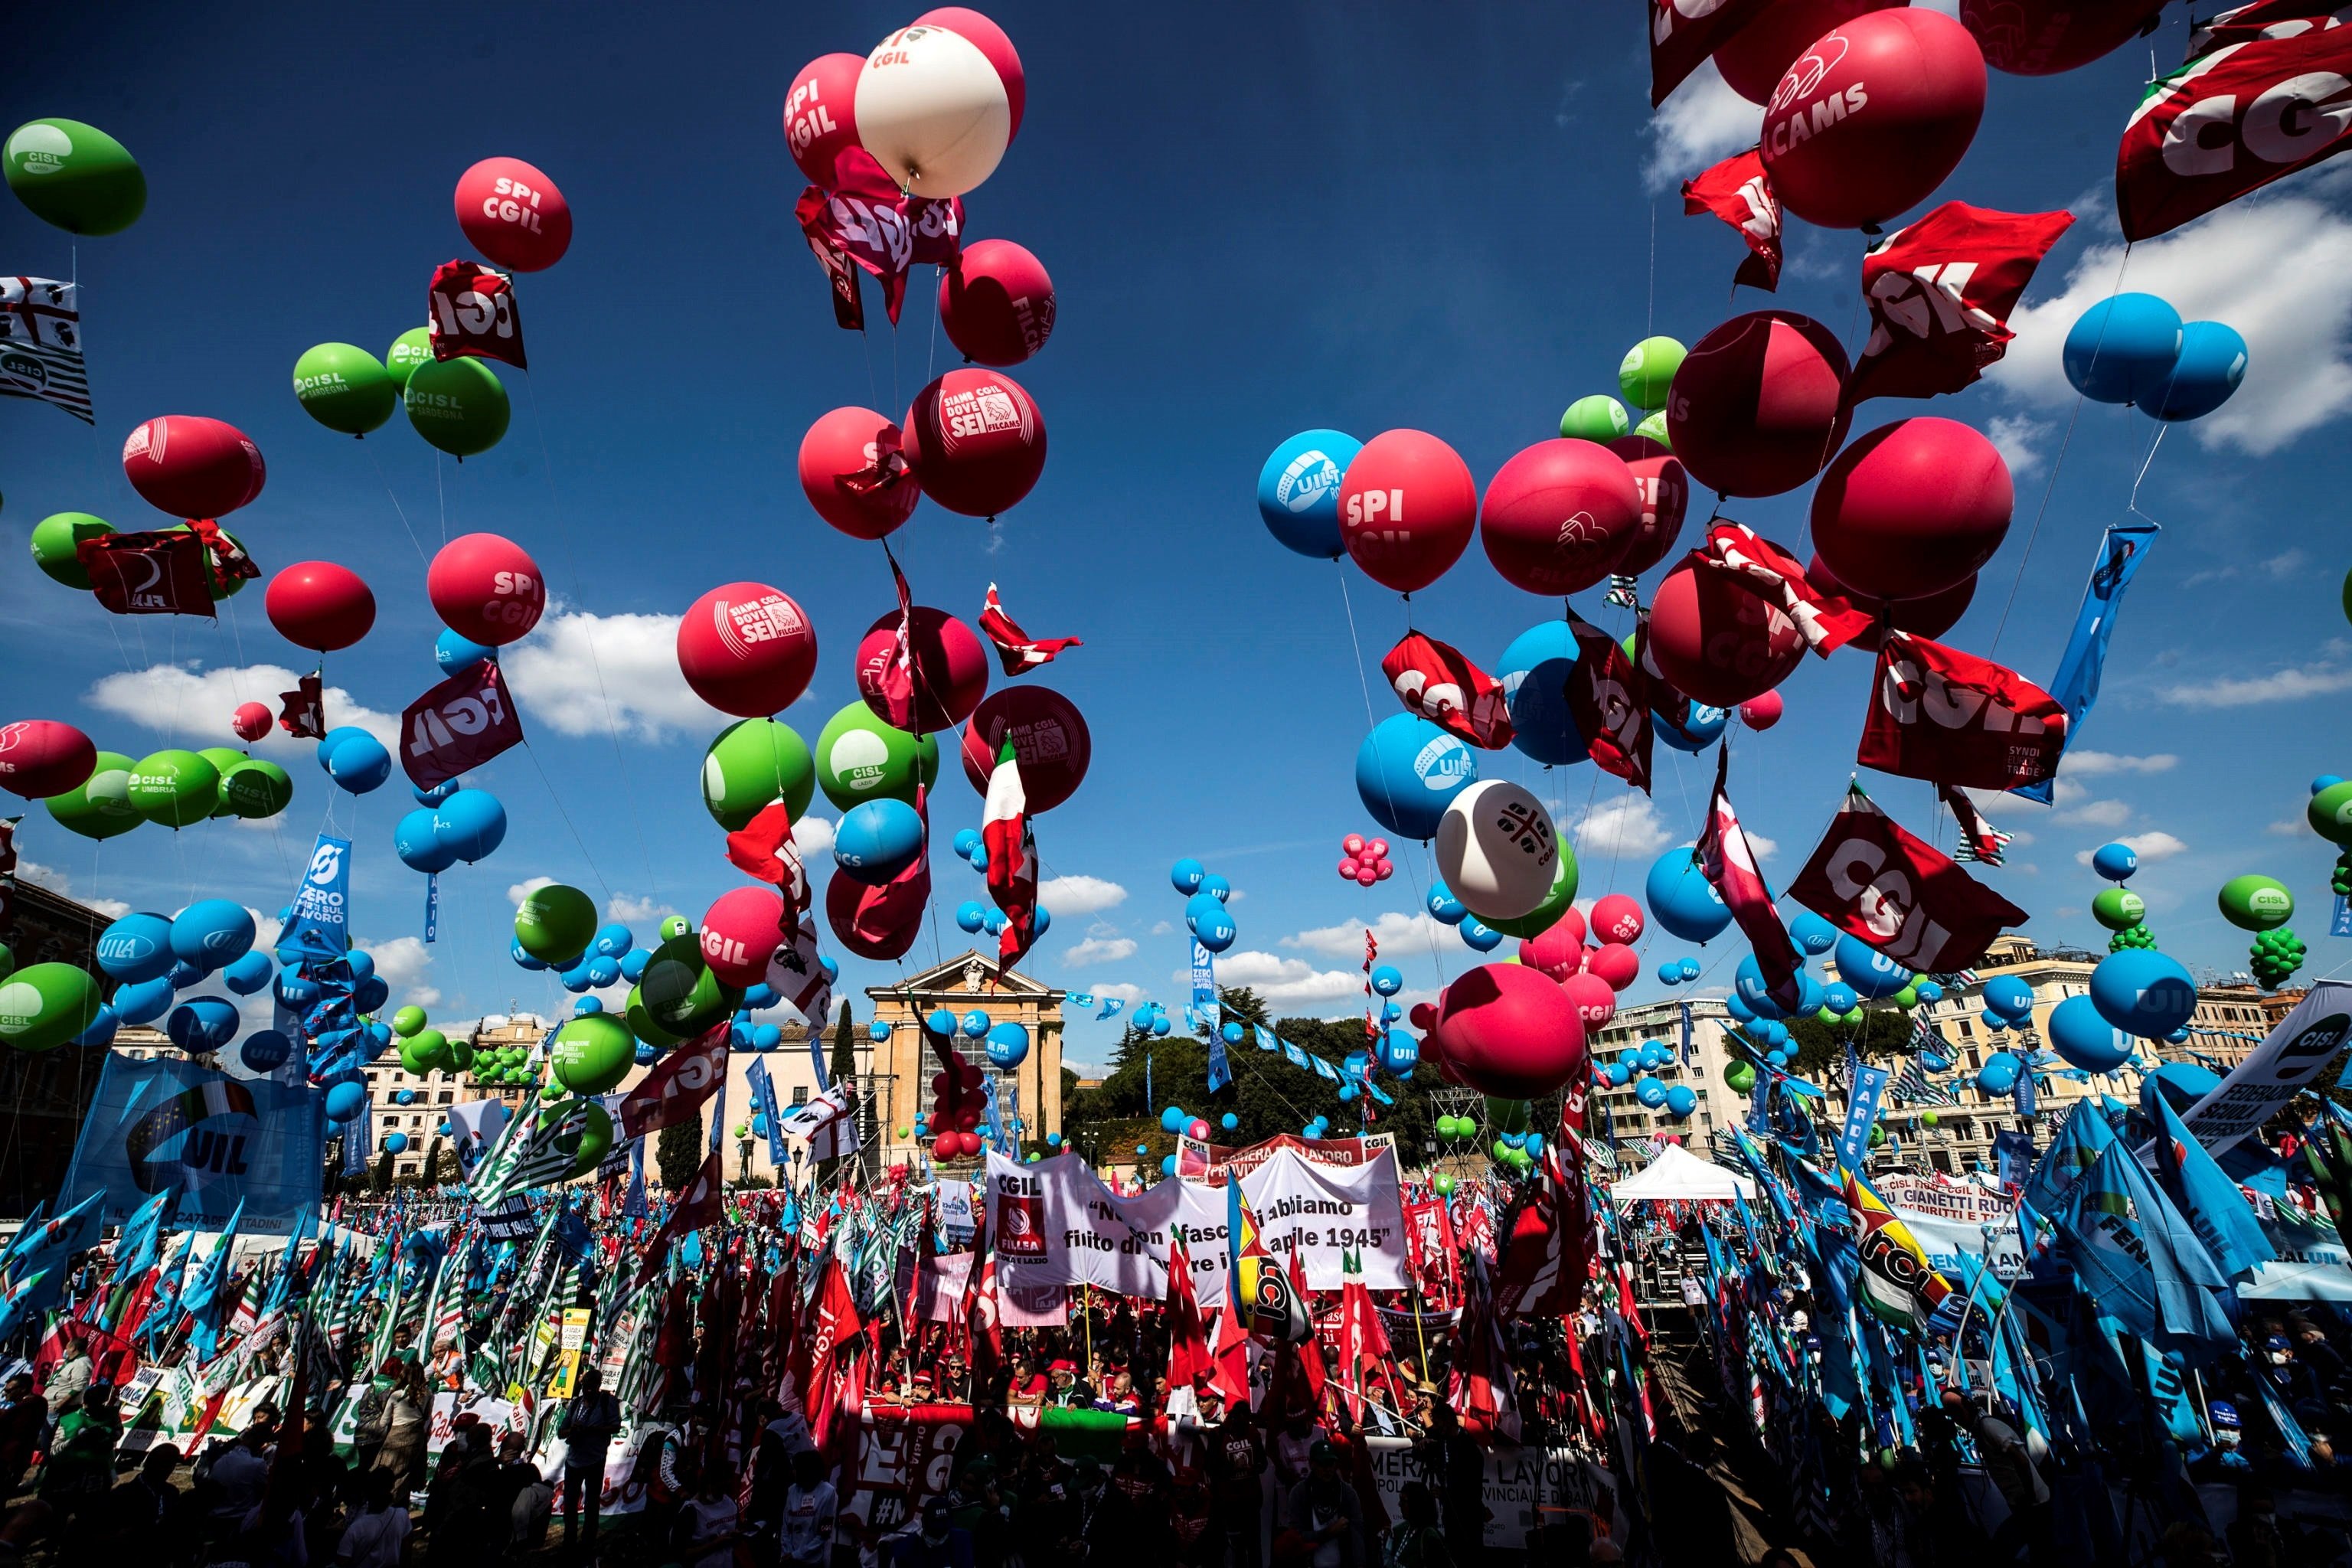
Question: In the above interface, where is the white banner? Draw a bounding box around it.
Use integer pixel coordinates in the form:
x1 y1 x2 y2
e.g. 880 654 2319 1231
985 1151 1184 1297
2178 982 2352 1156
1871 1175 2019 1227
1361 1438 1628 1550
1245 1146 1407 1291
1897 1206 2027 1283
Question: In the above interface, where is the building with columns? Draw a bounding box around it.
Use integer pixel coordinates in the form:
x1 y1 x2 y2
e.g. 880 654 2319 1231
865 951 1064 1165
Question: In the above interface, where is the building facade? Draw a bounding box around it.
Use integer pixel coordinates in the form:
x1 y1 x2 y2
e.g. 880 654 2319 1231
865 951 1064 1166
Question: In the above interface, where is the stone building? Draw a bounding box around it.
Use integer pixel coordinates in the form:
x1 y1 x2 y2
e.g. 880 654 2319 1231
865 951 1064 1165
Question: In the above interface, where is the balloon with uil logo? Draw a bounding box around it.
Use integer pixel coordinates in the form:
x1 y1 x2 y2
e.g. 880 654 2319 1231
1257 431 1361 560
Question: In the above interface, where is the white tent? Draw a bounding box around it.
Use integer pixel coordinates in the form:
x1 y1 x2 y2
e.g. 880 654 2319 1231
1609 1142 1756 1203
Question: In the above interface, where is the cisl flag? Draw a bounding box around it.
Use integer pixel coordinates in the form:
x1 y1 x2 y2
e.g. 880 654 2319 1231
1857 631 2066 790
1788 784 2026 974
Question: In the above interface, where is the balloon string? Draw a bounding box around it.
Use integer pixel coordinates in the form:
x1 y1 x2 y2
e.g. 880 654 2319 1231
518 741 613 901
2125 423 2167 526
364 440 432 568
1335 564 1380 732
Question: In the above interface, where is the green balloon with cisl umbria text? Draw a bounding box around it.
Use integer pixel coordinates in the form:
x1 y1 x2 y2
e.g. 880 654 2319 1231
127 749 220 828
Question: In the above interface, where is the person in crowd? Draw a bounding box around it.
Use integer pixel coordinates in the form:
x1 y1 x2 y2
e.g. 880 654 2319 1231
0 1373 44 1499
370 1366 430 1498
37 1382 121 1523
99 1442 185 1557
1284 1440 1362 1568
1410 1403 1484 1560
557 1364 623 1553
779 1448 838 1568
335 1468 413 1568
1941 1388 2051 1564
675 1462 743 1568
1380 1482 1451 1568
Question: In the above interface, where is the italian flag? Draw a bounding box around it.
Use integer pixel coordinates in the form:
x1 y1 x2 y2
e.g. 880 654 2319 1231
981 739 1036 975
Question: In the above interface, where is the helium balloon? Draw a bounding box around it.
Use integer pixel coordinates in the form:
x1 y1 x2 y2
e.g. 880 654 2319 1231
171 900 255 970
121 416 266 518
2148 321 2248 423
1589 893 1645 946
1187 891 1237 952
1520 914 1595 982
1834 933 1914 1000
1962 0 2166 74
1806 554 1977 651
1432 962 1588 1099
1256 430 1363 560
1982 975 2036 1021
835 797 926 884
1478 439 1645 596
1427 884 1468 926
1201 873 1233 903
404 356 510 457
2219 874 2294 932
1666 312 1851 498
2089 950 2197 1038
1736 691 1785 732
1618 335 1687 410
855 23 1014 198
292 342 398 437
552 1014 635 1094
1635 410 1671 446
1355 714 1477 840
954 900 987 933
28 512 112 590
1606 436 1690 577
1338 430 1478 594
2062 294 2182 406
1585 942 1641 991
454 156 572 271
856 607 988 733
901 368 1047 515
678 583 818 717
2141 1060 2223 1123
323 733 390 795
1435 781 1560 922
1170 856 1207 894
214 758 289 821
2307 781 2352 846
97 913 175 983
1558 396 1629 443
240 1030 292 1073
230 701 273 743
1482 848 1580 940
5 119 145 234
1664 1083 1698 1119
166 997 239 1053
940 239 1055 366
516 884 598 964
1560 971 1617 1028
986 1021 1030 1068
266 562 376 653
1495 622 1589 767
428 534 544 647
221 951 273 996
2090 841 2140 881
0 720 94 800
915 8 1027 136
111 976 173 1027
127 750 220 828
816 701 939 809
1759 9 1986 230
1647 557 1804 707
699 888 788 987
702 720 815 831
1370 963 1404 997
1716 1 1902 100
1459 916 1504 952
2048 994 2135 1070
1655 701 1730 754
958 686 1090 812
385 327 432 390
1634 1076 1668 1109
1811 419 2012 600
799 407 920 541
783 53 871 187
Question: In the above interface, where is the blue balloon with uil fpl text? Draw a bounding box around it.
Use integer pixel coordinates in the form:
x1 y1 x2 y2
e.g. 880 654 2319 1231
1186 891 1237 952
1834 933 1913 1000
986 1021 1030 1068
2089 949 2197 1038
1495 622 1588 766
1355 714 1477 840
1655 703 1727 753
1256 430 1362 560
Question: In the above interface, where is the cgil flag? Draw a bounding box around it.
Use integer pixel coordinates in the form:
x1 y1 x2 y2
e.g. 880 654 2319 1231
2119 27 2352 239
1844 202 2073 406
1380 630 1514 750
1697 746 1802 1011
1682 146 1782 292
1857 632 2066 792
1789 784 2027 974
978 583 1082 675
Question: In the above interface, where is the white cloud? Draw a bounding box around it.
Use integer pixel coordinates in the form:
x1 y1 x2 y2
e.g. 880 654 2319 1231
1038 875 1126 916
358 935 441 1008
607 893 677 925
2185 548 2308 587
1061 936 1136 967
1086 983 1144 1006
1991 193 2352 454
2268 818 2307 836
2073 831 2186 867
1285 910 1450 959
1643 60 1758 193
2059 751 2177 776
499 606 709 740
84 662 399 753
1985 414 2048 479
15 860 129 920
2161 665 2352 706
793 815 836 858
2053 798 2133 828
505 875 557 903
1194 951 1362 1006
1744 830 1778 861
1573 796 1676 859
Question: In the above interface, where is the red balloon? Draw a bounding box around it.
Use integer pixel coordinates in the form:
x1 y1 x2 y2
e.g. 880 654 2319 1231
1808 554 1979 652
1589 893 1646 946
121 416 266 520
915 8 1027 136
1338 430 1478 594
1606 436 1690 577
1647 556 1804 707
0 720 96 800
1761 9 1986 230
454 157 572 272
1667 312 1850 498
854 607 988 733
1516 914 1586 982
1811 418 2012 601
1407 1001 1437 1032
933 1133 961 1161
783 53 870 188
1714 0 1903 102
1738 691 1785 730
700 887 787 987
231 702 273 743
1583 942 1642 992
677 583 818 717
428 532 545 647
902 368 1048 517
826 865 927 961
799 407 920 541
265 562 376 653
939 239 1055 367
1187 1119 1211 1141
1430 963 1588 1100
1478 439 1645 596
1962 0 2165 74
959 686 1091 813
1559 971 1618 1028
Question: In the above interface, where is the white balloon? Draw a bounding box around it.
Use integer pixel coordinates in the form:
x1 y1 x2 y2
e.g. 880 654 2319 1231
1433 779 1560 923
854 25 1012 198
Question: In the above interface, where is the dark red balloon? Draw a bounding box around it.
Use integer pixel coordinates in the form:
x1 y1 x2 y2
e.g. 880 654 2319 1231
1478 439 1644 596
677 583 818 717
784 53 870 188
1431 963 1588 1099
1666 312 1850 498
265 562 376 653
1647 556 1804 707
121 416 266 519
1811 417 2012 600
1714 0 1903 102
915 8 1027 136
799 407 920 541
454 157 572 272
1761 8 1987 230
1808 554 1979 652
0 720 96 800
701 887 787 987
855 607 988 733
902 368 1047 517
429 532 545 647
939 239 1055 367
1517 912 1587 982
826 865 928 962
232 703 272 743
1962 0 2166 74
958 686 1091 813
1338 430 1478 594
1605 435 1690 577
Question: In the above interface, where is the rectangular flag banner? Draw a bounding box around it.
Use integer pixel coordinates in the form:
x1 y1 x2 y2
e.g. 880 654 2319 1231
1236 1146 1406 1292
276 833 353 964
1838 1064 1892 1173
0 276 92 423
58 1054 324 1230
400 660 524 789
1857 632 2066 790
2014 523 2157 803
983 1149 1185 1298
2175 982 2352 1157
1789 786 2027 972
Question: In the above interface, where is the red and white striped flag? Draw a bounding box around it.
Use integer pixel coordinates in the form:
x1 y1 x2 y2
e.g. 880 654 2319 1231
978 583 1082 675
982 740 1037 977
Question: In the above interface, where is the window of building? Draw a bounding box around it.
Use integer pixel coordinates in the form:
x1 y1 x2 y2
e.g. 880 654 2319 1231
437 1092 452 1103
792 1086 809 1106
398 1163 418 1178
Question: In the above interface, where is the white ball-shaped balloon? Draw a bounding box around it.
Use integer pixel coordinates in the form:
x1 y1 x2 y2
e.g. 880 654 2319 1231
1433 780 1560 923
854 24 1012 198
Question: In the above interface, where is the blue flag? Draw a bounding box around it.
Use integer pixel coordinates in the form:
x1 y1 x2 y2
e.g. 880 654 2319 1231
2013 522 2158 804
1252 1023 1278 1053
58 1054 325 1230
2151 1093 2272 1280
745 1057 786 1170
2023 1098 2114 1230
1837 1063 1890 1172
276 831 354 962
2057 1142 2236 1355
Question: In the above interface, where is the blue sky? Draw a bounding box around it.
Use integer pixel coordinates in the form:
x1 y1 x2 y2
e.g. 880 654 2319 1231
9 2 2352 1073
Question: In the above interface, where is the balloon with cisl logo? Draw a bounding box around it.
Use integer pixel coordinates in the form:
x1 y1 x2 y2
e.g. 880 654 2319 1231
0 720 94 800
1257 430 1363 560
1478 439 1645 596
959 686 1091 812
677 583 818 717
855 22 1014 198
901 368 1047 517
1605 436 1690 577
1811 418 2013 601
429 534 545 647
5 118 145 235
940 239 1055 366
386 328 432 390
702 720 815 831
817 701 939 809
1714 0 1903 102
1961 0 2167 75
454 156 572 272
404 356 510 458
1760 8 1987 230
1645 554 1804 707
1354 714 1478 841
857 607 988 733
1338 430 1478 594
292 343 399 436
1667 312 1851 498
121 416 266 519
784 54 871 188
799 407 920 541
0 962 103 1052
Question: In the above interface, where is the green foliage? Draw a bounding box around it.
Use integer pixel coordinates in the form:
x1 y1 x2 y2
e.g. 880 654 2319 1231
1782 1008 1916 1076
656 1117 704 1193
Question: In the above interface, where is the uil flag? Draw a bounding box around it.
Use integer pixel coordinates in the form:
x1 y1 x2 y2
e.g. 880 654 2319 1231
1381 630 1514 750
1696 746 1802 1011
427 260 528 370
2119 28 2352 238
1565 612 1654 792
1857 631 2066 790
1789 785 2027 975
982 741 1037 977
1651 0 1772 103
79 529 221 618
1844 202 2074 405
978 584 1082 675
1682 147 1782 291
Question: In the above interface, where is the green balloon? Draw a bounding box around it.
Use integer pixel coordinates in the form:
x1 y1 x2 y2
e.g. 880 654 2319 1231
1867 1122 1887 1149
0 944 13 983
628 940 738 1046
561 1102 616 1178
514 884 598 963
702 720 815 831
658 914 692 942
1482 1096 1530 1134
1893 985 1919 1009
1478 844 1580 939
2308 782 2352 848
1634 410 1671 449
815 702 939 810
386 327 433 390
127 749 220 828
400 1031 451 1075
0 962 101 1051
1433 1173 1456 1197
404 355 509 457
391 1005 427 1038
1619 337 1687 412
551 1014 635 1095
1559 394 1630 443
218 758 292 820
1491 1140 1512 1162
293 343 398 436
1724 1060 1756 1094
1840 1007 1864 1025
449 1039 475 1071
5 119 145 236
1920 1109 1941 1129
2091 887 2145 931
198 748 249 819
2219 874 2295 932
45 750 139 839
29 513 110 590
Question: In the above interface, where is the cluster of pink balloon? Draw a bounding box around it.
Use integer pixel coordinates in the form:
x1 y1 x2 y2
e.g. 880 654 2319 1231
1337 832 1394 887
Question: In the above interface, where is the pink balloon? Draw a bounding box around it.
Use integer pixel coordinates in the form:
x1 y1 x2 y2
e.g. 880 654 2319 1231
1342 834 1367 857
1338 858 1361 880
1517 916 1583 982
455 157 571 272
1584 942 1642 992
122 416 265 520
1760 9 1987 230
1667 312 1851 499
1430 964 1589 1100
1811 417 2013 601
1646 555 1804 708
1589 893 1645 946
799 407 919 541
1373 860 1394 881
230 703 272 743
1962 0 2164 74
428 532 544 647
700 887 788 987
1739 691 1785 730
783 54 870 188
0 720 96 800
678 583 818 717
1407 1002 1437 1032
857 606 988 735
1356 867 1380 887
902 368 1047 518
265 562 376 653
958 686 1091 812
1187 1119 1211 1142
1367 838 1390 859
1559 971 1618 1028
1606 436 1690 577
1338 430 1478 594
939 239 1056 367
1807 554 1979 652
1478 439 1645 596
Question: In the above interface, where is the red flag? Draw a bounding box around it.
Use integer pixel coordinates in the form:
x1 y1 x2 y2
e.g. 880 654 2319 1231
1682 147 1782 291
278 673 325 740
871 552 920 732
2118 28 2352 239
793 185 965 326
635 1150 725 1287
398 658 524 789
1565 612 1654 792
1937 780 2012 867
1844 203 2074 406
1651 0 1772 105
1495 1140 1589 1320
2187 2 2350 60
1381 630 1514 749
1696 746 1802 1011
764 913 833 1024
800 1255 864 1450
617 1020 729 1138
1788 785 2027 974
427 260 528 370
1332 1267 1393 1424
78 528 218 617
1696 522 1873 655
977 583 1082 676
1856 631 2066 790
725 800 811 913
1165 1240 1214 1399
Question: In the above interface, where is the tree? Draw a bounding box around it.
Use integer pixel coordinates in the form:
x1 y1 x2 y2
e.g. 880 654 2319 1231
656 1118 703 1192
824 1000 861 1181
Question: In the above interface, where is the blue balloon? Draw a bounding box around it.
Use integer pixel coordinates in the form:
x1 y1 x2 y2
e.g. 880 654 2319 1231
1380 1000 1402 1023
1606 1063 1629 1086
345 949 376 982
2049 994 2135 1071
1369 964 1403 997
166 997 239 1052
1186 891 1237 952
326 733 393 794
951 828 982 860
1733 956 1786 1019
955 900 988 933
382 1132 410 1155
425 788 501 865
982 908 1007 936
1380 1028 1419 1074
395 1088 416 1106
753 1024 784 1051
113 976 175 1025
1033 906 1052 937
1788 910 1839 956
2149 320 2248 421
1913 980 1944 1005
96 912 176 983
1677 958 1702 983
364 1021 393 1056
1655 704 1727 753
559 957 597 994
2089 949 2197 1039
170 899 256 971
1833 934 1913 1000
1637 1040 1666 1067
1494 622 1589 766
928 1008 959 1036
1200 874 1232 904
276 972 320 1009
868 1020 890 1042
573 996 603 1016
1983 975 2036 1022
324 1080 368 1123
221 950 274 996
2063 292 2182 406
1354 715 1476 840
1664 1084 1697 1119
944 1008 983 1040
593 923 635 959
986 1021 1031 1068
1220 1112 1239 1131
2316 775 2346 795
317 726 373 770
835 798 926 884
967 844 988 874
240 1030 291 1073
1635 1076 1668 1109
586 956 621 987
1170 858 1206 894
1426 884 1468 926
412 779 458 807
1822 983 1858 1014
742 980 776 1009
1645 851 1732 943
1981 1010 2010 1034
69 1004 117 1048
1160 1155 1178 1176
396 808 459 873
1047 1132 1064 1146
1256 430 1362 559
1160 1106 1187 1133
1658 962 1681 985
166 959 203 989
1459 916 1503 952
1220 1021 1244 1044
434 628 499 674
1152 1014 1172 1036
353 975 390 1014
751 1115 769 1137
